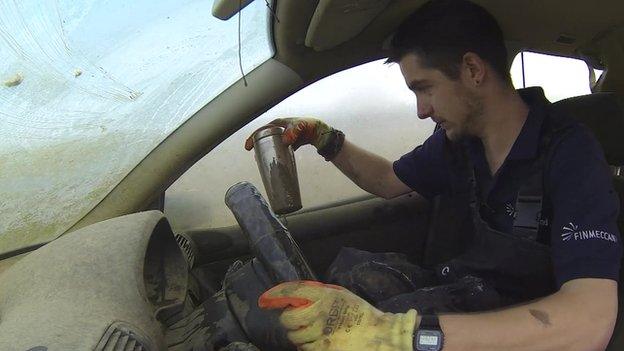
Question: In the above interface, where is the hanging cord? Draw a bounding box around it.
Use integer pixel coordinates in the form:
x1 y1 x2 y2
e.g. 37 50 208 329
238 0 248 86
237 0 279 86
264 0 280 23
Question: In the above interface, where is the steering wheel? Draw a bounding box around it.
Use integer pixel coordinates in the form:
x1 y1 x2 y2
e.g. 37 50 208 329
225 181 316 284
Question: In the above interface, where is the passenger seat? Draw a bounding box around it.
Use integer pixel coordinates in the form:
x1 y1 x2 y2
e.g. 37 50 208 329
552 93 624 350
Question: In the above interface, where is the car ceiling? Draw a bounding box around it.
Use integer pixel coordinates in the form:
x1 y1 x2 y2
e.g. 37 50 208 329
272 0 624 82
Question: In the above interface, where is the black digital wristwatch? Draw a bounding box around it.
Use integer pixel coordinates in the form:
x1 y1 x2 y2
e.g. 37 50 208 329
414 315 444 351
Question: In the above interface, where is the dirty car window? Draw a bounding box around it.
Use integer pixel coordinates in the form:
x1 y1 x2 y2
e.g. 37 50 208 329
0 0 273 254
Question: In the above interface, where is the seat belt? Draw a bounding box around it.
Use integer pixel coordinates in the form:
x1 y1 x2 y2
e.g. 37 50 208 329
511 107 577 243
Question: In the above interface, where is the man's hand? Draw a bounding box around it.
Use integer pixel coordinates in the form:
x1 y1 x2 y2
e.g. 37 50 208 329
258 280 417 351
244 117 334 151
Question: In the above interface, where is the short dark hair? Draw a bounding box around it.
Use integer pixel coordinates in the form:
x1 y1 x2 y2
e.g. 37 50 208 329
387 0 511 83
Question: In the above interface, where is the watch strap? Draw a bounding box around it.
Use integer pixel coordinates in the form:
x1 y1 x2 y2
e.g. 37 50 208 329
419 315 441 330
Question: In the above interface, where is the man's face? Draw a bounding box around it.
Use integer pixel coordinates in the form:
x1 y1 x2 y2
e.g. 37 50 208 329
399 53 483 140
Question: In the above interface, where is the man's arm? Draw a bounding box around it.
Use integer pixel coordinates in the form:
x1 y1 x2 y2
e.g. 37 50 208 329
245 117 416 200
440 278 618 351
259 278 617 351
331 139 414 199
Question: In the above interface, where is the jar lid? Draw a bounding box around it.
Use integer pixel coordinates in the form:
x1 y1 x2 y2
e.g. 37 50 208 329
253 126 285 142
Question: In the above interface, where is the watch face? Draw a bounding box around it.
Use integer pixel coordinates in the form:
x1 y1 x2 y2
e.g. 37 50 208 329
416 330 443 351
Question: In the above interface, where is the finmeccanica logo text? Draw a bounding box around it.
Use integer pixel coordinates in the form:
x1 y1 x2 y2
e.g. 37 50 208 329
561 222 618 243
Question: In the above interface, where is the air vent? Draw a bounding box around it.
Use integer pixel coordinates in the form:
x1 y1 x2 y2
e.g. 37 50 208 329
174 232 196 268
95 322 153 351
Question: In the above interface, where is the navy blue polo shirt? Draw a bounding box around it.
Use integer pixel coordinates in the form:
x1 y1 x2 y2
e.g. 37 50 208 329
393 88 622 288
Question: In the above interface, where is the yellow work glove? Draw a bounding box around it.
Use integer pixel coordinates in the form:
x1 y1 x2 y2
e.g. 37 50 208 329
258 280 418 351
244 118 344 161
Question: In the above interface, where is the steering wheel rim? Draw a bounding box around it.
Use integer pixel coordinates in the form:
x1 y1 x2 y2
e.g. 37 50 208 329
225 181 316 284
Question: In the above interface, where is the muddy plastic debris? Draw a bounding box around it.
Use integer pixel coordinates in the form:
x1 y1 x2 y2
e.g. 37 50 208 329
3 73 23 87
219 342 261 351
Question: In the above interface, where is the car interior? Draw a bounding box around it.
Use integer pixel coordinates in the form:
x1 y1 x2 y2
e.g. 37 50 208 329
0 1 623 350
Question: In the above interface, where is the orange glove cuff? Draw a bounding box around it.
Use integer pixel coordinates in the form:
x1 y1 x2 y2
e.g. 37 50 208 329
258 280 344 309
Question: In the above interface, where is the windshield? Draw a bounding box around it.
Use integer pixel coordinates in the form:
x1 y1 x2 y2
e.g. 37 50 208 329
0 0 273 254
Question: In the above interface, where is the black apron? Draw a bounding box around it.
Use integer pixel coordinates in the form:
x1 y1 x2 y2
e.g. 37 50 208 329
436 162 554 304
436 107 575 305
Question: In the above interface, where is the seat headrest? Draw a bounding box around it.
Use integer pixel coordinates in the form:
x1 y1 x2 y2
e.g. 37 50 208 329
551 93 624 165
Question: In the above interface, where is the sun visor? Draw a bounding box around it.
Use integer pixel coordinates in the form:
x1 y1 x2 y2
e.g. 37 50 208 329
305 0 391 51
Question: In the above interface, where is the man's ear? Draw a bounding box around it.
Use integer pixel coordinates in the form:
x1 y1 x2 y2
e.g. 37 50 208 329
462 52 486 86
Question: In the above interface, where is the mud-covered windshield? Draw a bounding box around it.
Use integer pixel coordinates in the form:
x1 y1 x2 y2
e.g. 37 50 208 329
0 0 273 254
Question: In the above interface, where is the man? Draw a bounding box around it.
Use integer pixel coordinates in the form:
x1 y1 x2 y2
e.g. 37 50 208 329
246 1 622 350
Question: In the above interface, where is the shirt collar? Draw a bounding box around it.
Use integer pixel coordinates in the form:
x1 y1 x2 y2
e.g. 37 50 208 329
507 87 550 160
464 87 550 162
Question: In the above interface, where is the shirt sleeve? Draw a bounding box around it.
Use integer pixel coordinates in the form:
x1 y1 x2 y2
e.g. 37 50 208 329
548 124 623 287
392 129 451 200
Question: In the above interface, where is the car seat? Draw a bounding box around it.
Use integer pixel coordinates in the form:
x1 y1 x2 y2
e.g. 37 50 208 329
552 93 624 350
